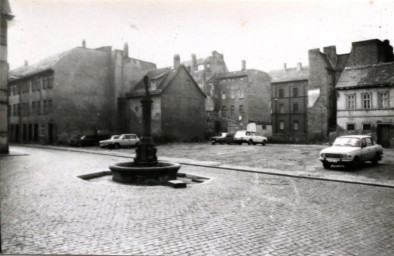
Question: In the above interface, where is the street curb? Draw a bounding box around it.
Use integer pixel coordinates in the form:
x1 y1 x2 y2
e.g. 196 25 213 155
14 144 394 188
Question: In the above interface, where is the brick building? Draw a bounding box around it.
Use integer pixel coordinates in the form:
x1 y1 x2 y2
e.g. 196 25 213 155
8 42 156 144
269 63 309 142
206 61 271 135
335 40 394 148
126 55 206 141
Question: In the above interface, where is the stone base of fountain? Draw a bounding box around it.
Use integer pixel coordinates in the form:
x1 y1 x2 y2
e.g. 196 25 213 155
109 161 181 185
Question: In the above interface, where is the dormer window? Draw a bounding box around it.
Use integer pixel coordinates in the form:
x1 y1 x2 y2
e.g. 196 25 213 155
151 80 157 90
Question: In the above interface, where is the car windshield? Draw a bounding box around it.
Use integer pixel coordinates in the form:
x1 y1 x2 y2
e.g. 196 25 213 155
221 133 227 137
111 135 119 139
333 137 361 147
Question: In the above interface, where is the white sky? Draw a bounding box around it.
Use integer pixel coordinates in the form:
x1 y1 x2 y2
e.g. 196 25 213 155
7 0 394 72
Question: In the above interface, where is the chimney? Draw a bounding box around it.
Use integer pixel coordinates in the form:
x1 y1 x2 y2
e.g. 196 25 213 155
174 54 180 69
296 62 302 71
82 40 86 48
24 60 28 66
241 60 246 71
123 43 129 58
323 46 337 67
283 63 287 71
191 54 197 71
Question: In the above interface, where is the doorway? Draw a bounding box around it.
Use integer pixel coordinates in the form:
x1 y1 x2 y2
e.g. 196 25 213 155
377 124 391 148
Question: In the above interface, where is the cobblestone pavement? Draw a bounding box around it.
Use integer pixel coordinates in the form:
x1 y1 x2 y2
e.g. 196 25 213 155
1 146 394 255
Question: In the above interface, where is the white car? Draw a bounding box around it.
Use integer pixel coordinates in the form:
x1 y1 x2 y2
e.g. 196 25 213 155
234 130 267 146
319 135 383 169
99 134 140 149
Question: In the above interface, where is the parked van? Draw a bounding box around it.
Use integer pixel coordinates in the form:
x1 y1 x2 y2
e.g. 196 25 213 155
234 130 267 145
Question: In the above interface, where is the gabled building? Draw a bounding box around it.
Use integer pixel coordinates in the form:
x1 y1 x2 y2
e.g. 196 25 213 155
8 42 156 144
269 63 309 142
336 62 394 148
206 61 271 134
126 55 206 142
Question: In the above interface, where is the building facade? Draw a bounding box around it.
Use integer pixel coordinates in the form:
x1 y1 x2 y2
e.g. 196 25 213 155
8 42 156 144
0 0 13 153
126 57 206 142
269 63 309 142
206 63 271 135
336 63 394 148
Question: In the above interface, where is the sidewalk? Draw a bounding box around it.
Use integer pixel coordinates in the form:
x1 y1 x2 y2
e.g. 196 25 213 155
12 144 394 188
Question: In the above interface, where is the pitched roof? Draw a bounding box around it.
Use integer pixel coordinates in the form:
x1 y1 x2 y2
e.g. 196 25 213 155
128 65 206 97
336 62 394 89
9 49 72 81
268 66 309 83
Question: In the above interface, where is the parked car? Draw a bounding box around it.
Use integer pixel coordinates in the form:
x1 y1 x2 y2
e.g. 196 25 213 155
210 133 236 145
234 130 267 145
70 134 111 147
99 134 140 149
319 135 383 169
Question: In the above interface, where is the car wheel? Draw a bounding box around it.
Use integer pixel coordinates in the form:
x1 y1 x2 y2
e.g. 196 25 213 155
211 141 216 145
248 140 253 145
113 143 120 149
135 142 140 147
262 140 266 146
347 157 360 170
371 153 380 165
322 161 331 169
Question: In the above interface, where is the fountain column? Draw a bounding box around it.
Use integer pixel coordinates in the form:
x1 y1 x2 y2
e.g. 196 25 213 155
134 75 157 165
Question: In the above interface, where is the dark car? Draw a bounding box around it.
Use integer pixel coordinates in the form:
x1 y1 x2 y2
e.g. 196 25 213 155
210 132 235 145
70 134 111 147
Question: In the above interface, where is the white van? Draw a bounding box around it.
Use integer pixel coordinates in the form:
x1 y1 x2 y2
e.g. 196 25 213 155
234 130 267 145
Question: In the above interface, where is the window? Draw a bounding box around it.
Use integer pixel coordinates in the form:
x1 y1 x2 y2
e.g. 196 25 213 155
230 105 235 116
347 123 355 131
239 105 244 114
279 104 285 114
221 106 227 117
293 103 299 113
222 91 226 100
362 93 372 109
363 123 371 131
239 89 244 98
346 94 356 109
279 88 284 98
48 76 53 88
32 102 36 115
43 77 48 89
48 100 53 113
37 101 41 115
230 91 235 99
12 104 16 116
43 100 48 115
379 92 389 109
293 87 298 97
150 80 157 90
365 137 374 146
17 104 20 116
279 121 284 130
293 120 299 130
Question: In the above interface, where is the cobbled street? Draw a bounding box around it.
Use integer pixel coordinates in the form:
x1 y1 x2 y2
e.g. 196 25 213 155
1 145 394 255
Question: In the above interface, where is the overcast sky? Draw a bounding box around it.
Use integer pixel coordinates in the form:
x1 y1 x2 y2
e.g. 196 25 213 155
7 0 394 72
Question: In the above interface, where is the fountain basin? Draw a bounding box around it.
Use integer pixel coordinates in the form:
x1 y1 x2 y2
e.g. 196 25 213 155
109 161 181 185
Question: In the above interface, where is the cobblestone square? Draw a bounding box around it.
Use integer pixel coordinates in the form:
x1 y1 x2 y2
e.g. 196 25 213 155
1 146 393 255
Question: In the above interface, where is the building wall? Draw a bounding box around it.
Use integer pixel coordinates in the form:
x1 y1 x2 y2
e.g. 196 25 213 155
127 96 162 137
337 87 394 147
111 49 156 133
345 40 394 67
271 80 308 142
307 49 336 141
52 47 114 143
246 70 271 124
161 68 205 141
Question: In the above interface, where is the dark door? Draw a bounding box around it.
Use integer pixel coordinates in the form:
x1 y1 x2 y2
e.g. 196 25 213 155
28 124 33 141
377 124 390 148
34 124 39 142
48 123 54 144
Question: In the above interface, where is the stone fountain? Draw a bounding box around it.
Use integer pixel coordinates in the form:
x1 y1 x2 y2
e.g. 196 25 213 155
109 76 181 185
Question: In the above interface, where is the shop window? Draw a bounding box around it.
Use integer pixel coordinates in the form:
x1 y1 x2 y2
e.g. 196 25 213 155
279 121 284 130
